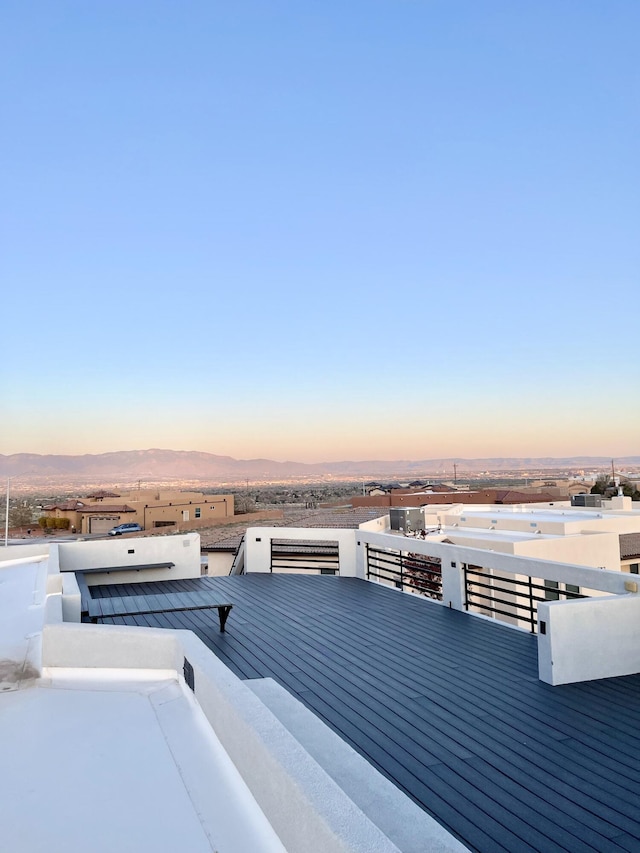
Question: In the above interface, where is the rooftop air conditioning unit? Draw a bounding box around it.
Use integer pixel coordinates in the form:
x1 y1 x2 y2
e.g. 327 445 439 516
389 507 425 533
571 494 603 508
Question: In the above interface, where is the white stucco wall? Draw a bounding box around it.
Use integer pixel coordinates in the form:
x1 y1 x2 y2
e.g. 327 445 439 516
207 551 235 576
512 531 621 572
538 593 640 685
41 621 411 852
0 556 50 688
56 533 201 583
358 515 390 533
0 543 50 563
245 528 358 576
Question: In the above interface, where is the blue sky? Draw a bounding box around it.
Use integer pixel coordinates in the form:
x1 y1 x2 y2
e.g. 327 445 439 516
2 1 638 462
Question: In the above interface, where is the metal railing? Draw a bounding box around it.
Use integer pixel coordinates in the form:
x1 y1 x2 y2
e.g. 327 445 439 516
270 539 340 574
366 544 442 600
229 535 246 575
463 564 584 633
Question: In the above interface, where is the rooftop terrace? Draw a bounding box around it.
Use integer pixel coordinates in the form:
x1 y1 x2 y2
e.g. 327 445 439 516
89 573 640 853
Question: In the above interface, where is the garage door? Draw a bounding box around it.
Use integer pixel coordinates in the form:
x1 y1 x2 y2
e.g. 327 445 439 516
89 516 120 534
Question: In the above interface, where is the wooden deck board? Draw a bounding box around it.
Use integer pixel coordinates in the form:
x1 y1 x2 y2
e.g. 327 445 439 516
85 574 640 853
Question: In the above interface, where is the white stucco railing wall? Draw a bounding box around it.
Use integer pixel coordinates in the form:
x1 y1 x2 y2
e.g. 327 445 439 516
41 621 422 853
355 529 633 601
358 515 390 533
42 622 182 670
56 533 202 583
0 542 50 564
244 528 358 576
0 555 51 688
538 594 640 685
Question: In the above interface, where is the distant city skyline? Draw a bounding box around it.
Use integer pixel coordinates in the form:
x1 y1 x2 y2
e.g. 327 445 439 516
2 2 638 462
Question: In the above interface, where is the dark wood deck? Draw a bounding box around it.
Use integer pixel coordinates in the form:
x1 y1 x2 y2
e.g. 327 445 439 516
87 574 640 853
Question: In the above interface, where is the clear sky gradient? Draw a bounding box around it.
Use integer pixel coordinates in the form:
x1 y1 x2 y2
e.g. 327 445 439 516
2 1 638 462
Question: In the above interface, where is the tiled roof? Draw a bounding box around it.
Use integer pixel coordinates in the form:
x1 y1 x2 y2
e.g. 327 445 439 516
43 501 135 513
43 500 86 511
201 508 386 551
620 532 640 559
88 574 640 853
76 504 135 513
495 490 557 503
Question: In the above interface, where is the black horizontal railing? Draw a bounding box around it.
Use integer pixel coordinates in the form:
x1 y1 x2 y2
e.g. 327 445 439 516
365 544 442 601
464 565 585 633
270 540 340 574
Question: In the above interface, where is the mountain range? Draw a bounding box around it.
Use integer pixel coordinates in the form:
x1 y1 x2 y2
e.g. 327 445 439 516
1 449 638 486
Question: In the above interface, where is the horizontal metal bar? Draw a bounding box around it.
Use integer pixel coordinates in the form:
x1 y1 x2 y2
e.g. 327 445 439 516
465 571 584 599
467 599 535 623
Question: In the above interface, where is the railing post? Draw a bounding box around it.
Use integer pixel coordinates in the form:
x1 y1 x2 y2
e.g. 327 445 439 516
529 576 535 633
441 559 466 612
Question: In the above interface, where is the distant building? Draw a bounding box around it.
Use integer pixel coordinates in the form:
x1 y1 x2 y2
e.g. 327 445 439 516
351 486 561 508
43 488 234 534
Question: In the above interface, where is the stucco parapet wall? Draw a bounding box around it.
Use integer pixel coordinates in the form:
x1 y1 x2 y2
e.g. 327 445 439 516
56 533 201 582
245 527 358 576
0 544 50 564
538 593 640 685
42 622 183 671
41 621 412 853
176 629 405 853
0 556 51 690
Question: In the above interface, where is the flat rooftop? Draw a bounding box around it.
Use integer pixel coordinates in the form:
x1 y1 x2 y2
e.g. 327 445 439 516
88 574 640 853
453 510 603 524
0 669 285 853
389 527 557 544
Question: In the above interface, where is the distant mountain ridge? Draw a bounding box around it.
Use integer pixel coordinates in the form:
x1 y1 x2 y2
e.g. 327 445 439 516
1 449 638 485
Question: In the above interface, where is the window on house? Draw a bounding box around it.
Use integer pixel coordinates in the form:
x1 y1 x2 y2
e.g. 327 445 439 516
195 507 201 518
630 563 639 574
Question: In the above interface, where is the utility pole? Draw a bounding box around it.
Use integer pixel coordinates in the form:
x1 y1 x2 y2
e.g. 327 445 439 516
453 463 457 485
4 477 10 547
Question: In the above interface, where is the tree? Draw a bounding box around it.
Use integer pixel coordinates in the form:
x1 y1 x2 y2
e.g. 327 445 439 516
591 475 640 500
590 475 611 495
234 494 257 514
621 481 640 500
8 504 33 528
